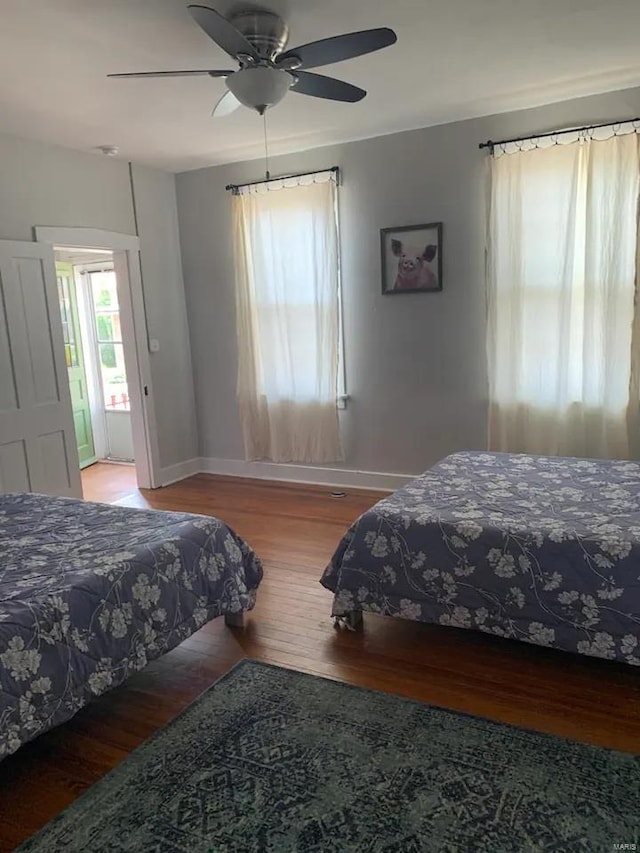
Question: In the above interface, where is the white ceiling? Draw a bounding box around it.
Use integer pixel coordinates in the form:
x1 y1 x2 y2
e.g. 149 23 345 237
2 0 640 172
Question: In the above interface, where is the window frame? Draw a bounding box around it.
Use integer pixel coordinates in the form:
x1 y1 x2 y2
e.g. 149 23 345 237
82 264 131 413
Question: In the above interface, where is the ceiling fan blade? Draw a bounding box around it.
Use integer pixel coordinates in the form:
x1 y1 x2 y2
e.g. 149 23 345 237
278 27 396 70
108 70 233 78
291 71 366 102
212 90 241 118
188 5 258 60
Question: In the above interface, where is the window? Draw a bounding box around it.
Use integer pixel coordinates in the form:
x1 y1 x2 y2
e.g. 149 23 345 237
487 133 639 458
232 171 342 463
251 201 336 401
89 270 130 411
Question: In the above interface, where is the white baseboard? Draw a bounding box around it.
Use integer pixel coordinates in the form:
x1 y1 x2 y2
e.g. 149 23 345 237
158 457 201 487
158 456 416 492
196 457 416 492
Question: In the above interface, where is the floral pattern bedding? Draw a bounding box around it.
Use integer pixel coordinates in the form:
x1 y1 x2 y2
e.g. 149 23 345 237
321 452 640 666
0 493 263 760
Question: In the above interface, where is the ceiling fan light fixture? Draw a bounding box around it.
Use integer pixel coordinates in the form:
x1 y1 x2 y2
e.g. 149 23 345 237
226 66 292 113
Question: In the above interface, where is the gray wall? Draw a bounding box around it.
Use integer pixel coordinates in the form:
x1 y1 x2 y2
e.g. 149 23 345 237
176 85 640 476
0 132 197 471
131 164 198 470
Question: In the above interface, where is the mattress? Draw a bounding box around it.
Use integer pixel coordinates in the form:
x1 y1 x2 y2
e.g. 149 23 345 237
321 452 640 666
0 493 263 760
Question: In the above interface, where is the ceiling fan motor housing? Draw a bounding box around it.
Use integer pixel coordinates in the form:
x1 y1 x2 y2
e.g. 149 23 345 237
230 10 289 61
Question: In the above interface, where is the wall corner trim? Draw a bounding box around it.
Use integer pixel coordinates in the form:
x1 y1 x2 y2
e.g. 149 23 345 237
158 458 202 487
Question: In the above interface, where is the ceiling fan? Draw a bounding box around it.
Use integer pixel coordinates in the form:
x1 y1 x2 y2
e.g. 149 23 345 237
109 4 397 117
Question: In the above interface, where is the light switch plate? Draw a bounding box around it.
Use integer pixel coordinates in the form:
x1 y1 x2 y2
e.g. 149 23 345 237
149 339 160 353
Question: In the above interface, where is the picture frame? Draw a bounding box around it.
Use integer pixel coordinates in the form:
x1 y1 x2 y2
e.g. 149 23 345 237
380 222 443 294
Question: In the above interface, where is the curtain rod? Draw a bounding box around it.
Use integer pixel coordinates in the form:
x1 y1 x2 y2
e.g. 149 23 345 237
478 117 640 151
225 166 340 193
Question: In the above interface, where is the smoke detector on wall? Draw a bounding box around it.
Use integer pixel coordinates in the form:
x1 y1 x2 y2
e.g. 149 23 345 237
95 145 120 157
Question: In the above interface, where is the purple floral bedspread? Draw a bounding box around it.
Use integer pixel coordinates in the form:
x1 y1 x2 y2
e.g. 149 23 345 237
0 493 263 760
321 452 640 666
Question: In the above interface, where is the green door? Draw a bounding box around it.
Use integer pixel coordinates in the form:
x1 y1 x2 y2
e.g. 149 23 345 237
57 262 96 468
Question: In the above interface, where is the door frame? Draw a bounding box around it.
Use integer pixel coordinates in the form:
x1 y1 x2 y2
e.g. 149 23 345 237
35 226 160 489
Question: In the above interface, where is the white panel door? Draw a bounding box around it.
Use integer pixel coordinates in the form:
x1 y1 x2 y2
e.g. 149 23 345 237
0 240 82 497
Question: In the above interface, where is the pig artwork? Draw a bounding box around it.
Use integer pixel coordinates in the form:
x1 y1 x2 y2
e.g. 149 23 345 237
391 240 438 291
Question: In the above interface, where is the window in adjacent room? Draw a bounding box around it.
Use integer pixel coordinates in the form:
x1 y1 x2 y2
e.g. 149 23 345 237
89 269 130 412
232 170 343 463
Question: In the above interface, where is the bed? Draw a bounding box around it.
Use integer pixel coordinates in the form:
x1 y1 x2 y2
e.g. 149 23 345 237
0 493 263 760
321 451 640 666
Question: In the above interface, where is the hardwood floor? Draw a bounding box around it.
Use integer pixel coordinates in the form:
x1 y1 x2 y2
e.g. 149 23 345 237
2 474 640 850
81 462 137 504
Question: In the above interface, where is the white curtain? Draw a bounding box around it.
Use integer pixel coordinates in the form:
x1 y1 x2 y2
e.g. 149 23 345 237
487 133 640 458
232 173 342 463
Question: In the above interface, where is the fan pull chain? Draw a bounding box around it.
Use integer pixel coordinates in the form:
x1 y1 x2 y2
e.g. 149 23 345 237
263 111 270 180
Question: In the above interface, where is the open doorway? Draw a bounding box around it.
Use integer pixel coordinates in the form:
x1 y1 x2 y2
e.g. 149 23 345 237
55 248 137 494
36 225 160 492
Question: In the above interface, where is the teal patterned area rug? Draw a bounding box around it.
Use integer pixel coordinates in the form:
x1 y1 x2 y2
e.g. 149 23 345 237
21 660 639 852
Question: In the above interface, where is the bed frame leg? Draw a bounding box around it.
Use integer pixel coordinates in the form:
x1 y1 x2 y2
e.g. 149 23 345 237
346 610 363 630
333 610 363 631
224 611 245 628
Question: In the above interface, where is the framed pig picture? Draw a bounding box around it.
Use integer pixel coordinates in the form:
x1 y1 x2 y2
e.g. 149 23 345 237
380 222 443 294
